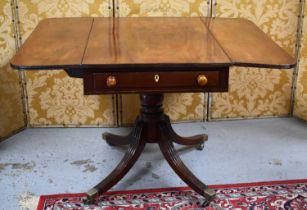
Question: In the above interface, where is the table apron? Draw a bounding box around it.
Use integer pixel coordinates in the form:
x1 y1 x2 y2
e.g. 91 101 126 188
83 68 229 94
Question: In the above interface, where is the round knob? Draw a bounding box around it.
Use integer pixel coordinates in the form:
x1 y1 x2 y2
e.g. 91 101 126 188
197 75 208 86
106 76 117 88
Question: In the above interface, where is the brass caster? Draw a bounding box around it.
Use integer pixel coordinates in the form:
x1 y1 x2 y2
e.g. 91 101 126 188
83 188 98 205
203 187 216 200
200 199 211 207
84 188 98 205
196 142 204 150
87 187 98 196
83 196 95 205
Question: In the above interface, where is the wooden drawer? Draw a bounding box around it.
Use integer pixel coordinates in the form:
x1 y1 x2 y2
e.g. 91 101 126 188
83 68 229 94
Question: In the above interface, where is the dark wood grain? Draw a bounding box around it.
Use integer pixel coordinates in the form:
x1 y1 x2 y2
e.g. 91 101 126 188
11 18 93 70
202 18 296 69
83 68 229 94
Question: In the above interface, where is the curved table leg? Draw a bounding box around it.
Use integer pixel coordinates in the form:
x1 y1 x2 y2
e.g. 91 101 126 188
86 123 146 203
164 115 208 150
102 132 132 146
158 122 215 201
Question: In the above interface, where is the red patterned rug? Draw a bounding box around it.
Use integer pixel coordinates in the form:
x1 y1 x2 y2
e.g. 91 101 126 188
37 179 307 210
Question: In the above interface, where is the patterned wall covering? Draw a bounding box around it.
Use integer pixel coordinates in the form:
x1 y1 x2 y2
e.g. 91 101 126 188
16 0 116 127
0 0 25 140
116 0 210 125
4 0 305 131
209 0 300 120
294 1 307 121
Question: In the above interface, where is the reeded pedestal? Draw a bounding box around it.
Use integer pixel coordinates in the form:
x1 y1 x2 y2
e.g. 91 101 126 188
86 94 215 204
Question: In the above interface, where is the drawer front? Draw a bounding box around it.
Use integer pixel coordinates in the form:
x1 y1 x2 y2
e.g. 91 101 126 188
83 69 229 94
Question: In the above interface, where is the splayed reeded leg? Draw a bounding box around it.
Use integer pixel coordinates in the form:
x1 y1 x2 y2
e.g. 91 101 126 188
163 115 207 150
85 121 145 203
87 94 214 205
102 132 132 146
158 120 215 201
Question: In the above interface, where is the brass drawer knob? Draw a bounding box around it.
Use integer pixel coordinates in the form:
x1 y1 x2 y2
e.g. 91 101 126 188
197 74 208 86
106 76 117 88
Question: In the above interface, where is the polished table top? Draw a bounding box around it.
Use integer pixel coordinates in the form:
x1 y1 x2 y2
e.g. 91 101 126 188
11 17 295 71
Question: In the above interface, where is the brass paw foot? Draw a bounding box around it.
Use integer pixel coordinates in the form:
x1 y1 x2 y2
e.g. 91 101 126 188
203 187 216 200
196 142 205 150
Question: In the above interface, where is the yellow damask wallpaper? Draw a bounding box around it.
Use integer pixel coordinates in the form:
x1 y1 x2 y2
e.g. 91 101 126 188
294 2 307 121
16 0 116 127
210 0 299 120
117 0 210 125
115 0 211 17
4 0 305 131
0 0 25 140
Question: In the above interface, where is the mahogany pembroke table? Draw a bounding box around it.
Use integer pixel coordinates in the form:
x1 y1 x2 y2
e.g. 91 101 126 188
11 17 296 204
